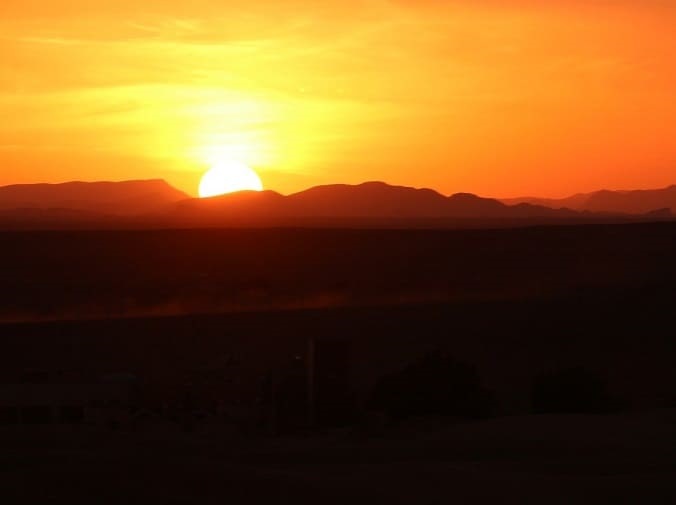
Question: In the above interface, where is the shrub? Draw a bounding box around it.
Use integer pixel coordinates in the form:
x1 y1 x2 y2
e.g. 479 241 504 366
370 351 494 420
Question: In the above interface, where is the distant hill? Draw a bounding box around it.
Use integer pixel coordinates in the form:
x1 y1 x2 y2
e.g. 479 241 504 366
502 185 676 215
169 181 580 227
0 179 672 229
0 180 189 215
285 182 538 218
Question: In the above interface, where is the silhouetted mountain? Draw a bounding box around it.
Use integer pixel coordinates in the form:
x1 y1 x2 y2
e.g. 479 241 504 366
289 182 579 218
286 182 449 217
0 180 189 215
174 190 286 224
172 181 577 226
1 179 672 229
502 184 676 215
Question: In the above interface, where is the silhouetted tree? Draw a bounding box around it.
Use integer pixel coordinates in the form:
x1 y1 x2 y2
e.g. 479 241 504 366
370 351 494 420
532 366 618 414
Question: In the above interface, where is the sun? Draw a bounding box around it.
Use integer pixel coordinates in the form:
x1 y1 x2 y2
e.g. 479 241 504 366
198 160 263 198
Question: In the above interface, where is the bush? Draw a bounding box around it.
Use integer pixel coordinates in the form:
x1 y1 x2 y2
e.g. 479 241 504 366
370 351 494 420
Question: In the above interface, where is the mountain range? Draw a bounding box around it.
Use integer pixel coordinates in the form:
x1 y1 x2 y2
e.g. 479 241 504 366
0 179 188 215
501 184 676 214
0 179 672 229
173 182 580 223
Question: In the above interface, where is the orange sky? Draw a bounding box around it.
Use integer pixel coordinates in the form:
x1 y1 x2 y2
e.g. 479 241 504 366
1 1 675 197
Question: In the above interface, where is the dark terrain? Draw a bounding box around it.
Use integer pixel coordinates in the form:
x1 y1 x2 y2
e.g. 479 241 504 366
1 180 673 230
1 223 675 503
503 184 676 214
1 222 675 321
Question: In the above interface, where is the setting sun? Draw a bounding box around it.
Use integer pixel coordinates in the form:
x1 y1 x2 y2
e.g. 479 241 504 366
198 161 264 198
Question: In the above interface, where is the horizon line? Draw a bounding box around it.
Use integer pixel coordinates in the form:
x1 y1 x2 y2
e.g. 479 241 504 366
1 178 675 202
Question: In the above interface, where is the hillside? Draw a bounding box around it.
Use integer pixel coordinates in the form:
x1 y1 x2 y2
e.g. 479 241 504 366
171 181 578 226
502 184 676 214
0 179 189 215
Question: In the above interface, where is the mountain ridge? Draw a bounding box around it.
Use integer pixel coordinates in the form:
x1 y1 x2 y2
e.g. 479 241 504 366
0 179 189 215
180 181 576 220
0 179 673 229
501 184 676 214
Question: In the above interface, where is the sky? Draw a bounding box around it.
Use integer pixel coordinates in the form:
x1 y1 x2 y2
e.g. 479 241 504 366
1 0 675 198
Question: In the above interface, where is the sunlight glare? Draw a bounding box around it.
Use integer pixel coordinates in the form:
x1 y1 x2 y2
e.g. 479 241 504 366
198 160 264 198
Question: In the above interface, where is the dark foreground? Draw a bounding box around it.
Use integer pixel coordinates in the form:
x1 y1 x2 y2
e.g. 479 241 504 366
2 410 675 505
1 221 675 321
1 223 675 503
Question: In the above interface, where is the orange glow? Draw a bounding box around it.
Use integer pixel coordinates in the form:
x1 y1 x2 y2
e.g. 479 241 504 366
0 2 675 198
